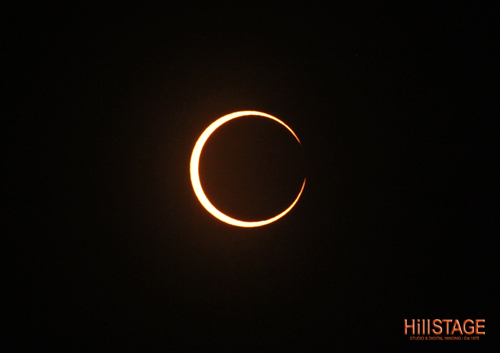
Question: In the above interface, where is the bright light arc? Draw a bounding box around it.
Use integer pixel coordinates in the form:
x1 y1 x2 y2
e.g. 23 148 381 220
190 110 306 228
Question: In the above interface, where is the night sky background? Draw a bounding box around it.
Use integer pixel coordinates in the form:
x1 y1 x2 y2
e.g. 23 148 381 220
5 3 497 351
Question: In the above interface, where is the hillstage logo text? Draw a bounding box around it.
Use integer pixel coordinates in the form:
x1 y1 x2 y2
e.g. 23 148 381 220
404 319 485 341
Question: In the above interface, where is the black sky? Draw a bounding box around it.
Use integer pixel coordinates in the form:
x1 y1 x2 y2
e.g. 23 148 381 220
4 3 497 351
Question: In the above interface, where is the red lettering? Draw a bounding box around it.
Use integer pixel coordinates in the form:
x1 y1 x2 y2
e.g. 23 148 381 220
463 319 474 335
404 319 415 335
451 320 463 335
433 319 442 335
475 319 485 335
442 319 452 335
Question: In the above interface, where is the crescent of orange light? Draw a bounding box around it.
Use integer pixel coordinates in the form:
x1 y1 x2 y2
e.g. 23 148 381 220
190 110 306 228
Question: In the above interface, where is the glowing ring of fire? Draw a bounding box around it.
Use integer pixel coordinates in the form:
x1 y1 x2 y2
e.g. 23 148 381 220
190 110 306 228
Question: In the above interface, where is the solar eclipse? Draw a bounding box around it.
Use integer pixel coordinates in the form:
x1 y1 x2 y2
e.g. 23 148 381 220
190 111 306 227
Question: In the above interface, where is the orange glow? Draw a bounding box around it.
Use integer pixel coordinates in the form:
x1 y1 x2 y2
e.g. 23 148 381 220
190 111 306 228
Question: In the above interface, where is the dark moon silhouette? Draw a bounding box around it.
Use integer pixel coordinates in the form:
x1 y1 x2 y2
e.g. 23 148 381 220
199 115 306 222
